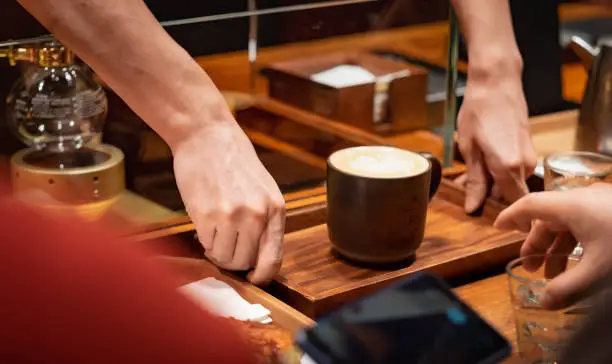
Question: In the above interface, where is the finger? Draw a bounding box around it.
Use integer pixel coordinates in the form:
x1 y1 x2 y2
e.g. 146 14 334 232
520 220 557 271
454 173 467 187
230 216 266 271
494 192 575 233
521 134 538 178
544 232 578 280
464 151 489 214
489 164 528 205
192 217 216 251
590 182 612 190
543 260 600 310
490 183 503 201
248 207 285 285
209 220 238 265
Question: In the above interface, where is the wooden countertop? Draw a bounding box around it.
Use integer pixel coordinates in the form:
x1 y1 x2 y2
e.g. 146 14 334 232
455 274 515 346
529 109 579 158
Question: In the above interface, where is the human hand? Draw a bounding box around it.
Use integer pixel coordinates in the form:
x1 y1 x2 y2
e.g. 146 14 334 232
172 121 286 285
456 70 537 213
494 184 612 309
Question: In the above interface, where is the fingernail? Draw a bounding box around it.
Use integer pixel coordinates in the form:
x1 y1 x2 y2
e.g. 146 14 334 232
465 194 478 214
247 272 259 285
540 292 554 310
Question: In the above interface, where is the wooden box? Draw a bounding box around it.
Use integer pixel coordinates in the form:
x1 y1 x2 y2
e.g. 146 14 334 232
263 52 428 134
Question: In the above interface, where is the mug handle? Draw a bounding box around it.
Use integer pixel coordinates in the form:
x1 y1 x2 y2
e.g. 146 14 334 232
418 152 442 200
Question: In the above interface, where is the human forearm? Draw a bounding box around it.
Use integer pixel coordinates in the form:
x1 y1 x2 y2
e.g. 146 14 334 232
450 0 523 84
17 0 233 150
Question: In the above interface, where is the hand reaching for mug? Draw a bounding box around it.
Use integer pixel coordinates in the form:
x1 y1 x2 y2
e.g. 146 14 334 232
456 73 537 212
173 121 286 285
13 0 286 285
494 184 612 309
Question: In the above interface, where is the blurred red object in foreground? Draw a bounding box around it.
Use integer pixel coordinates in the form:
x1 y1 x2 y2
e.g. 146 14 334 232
0 196 256 364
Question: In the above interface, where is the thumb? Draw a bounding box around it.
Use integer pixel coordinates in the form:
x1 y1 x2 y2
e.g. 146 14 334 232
542 260 597 310
464 152 489 214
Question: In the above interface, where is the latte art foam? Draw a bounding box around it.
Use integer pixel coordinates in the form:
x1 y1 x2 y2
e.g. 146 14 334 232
329 146 429 178
348 155 416 176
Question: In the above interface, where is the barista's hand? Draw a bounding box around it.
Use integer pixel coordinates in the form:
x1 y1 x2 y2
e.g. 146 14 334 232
172 121 286 285
456 71 537 212
495 184 612 309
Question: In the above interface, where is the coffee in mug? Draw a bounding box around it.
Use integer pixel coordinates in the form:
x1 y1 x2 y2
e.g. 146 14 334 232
327 146 442 264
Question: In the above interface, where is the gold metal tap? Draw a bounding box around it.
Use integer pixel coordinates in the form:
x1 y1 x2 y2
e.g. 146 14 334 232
0 40 73 67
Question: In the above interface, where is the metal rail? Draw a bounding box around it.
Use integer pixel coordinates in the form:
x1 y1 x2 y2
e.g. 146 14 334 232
443 8 459 168
0 0 377 48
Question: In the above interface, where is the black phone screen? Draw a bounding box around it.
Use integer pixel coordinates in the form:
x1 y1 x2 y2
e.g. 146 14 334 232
298 273 510 364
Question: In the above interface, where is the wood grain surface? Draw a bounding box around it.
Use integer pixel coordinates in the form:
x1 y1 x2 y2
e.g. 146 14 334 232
270 180 526 318
128 189 327 242
252 97 466 177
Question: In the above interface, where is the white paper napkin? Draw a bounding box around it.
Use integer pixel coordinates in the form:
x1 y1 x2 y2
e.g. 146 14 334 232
178 277 272 323
311 65 376 88
178 278 316 364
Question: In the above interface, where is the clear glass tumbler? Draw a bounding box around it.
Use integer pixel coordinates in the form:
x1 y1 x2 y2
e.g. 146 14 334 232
543 151 612 256
507 255 587 364
544 151 612 191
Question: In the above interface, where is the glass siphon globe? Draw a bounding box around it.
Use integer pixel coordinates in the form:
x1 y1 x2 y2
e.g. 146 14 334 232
6 63 107 153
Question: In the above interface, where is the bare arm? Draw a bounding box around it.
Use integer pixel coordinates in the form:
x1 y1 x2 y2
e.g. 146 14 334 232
17 0 286 285
449 0 536 213
450 0 523 82
17 0 231 150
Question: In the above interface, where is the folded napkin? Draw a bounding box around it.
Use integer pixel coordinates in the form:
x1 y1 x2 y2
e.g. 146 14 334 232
178 278 315 364
311 65 376 88
178 277 272 323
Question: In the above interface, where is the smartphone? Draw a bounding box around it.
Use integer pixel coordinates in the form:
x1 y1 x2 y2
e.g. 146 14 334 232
295 272 511 364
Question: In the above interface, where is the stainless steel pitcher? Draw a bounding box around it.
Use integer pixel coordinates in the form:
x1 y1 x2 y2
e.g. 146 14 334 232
570 36 612 155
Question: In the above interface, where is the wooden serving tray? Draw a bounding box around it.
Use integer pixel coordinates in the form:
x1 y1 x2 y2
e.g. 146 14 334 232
157 256 314 335
269 180 526 318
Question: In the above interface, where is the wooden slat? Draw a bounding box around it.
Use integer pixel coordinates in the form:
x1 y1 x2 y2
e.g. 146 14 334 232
245 127 327 170
257 97 466 177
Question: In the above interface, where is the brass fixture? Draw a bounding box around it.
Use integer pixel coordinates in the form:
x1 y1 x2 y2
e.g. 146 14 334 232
10 144 125 221
0 41 73 67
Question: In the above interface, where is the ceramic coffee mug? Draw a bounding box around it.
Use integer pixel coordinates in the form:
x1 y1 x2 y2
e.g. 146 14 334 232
327 146 442 264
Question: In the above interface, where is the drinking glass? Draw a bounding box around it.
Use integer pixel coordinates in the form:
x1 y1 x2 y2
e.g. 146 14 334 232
543 151 612 256
507 255 587 364
544 151 612 191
